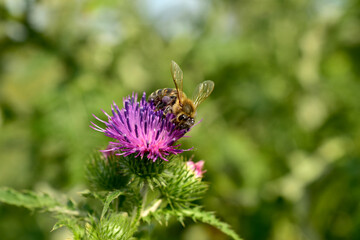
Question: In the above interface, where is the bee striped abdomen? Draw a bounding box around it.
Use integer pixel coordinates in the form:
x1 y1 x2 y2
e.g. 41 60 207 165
148 88 177 112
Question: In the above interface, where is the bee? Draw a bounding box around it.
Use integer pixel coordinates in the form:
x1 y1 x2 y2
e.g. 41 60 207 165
148 60 215 130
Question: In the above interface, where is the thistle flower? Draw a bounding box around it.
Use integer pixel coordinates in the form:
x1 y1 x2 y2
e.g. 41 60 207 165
187 160 206 178
91 92 189 162
102 142 118 157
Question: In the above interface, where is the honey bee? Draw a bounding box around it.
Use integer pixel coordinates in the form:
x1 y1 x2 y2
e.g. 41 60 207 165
148 61 215 130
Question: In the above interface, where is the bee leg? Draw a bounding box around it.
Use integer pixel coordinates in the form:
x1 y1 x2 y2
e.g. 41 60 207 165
157 101 166 109
163 105 173 115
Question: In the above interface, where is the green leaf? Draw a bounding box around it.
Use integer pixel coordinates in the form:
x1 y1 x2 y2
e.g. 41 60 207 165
148 207 243 240
52 216 85 239
183 208 243 240
0 187 57 210
0 187 80 216
81 189 108 203
101 190 123 219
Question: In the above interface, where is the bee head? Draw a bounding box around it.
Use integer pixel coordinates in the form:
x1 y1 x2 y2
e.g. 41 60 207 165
176 104 196 129
173 98 196 130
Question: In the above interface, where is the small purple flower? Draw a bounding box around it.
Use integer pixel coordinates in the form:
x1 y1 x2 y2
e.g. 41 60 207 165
91 92 189 162
187 160 206 178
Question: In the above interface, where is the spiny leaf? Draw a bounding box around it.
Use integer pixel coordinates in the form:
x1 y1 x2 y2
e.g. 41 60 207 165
182 208 243 240
148 207 243 240
101 190 123 219
80 189 107 203
0 187 58 209
52 216 85 239
0 187 78 215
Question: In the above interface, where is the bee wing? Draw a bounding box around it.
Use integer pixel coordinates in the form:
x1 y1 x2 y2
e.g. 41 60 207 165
192 80 215 107
171 60 184 104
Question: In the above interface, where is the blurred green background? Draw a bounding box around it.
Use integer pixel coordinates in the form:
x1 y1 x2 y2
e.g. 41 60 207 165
1 0 360 239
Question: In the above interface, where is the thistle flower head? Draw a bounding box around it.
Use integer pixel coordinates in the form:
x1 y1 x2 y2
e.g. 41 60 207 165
91 92 189 162
187 160 206 178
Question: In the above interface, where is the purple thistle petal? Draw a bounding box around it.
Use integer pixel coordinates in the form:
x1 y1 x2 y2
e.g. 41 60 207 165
91 92 190 162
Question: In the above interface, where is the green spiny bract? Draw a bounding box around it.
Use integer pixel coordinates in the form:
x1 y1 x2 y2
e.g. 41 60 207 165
160 157 208 209
123 153 167 179
86 213 136 240
86 152 131 191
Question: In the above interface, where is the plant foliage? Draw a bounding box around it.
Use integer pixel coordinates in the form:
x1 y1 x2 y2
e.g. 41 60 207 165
0 155 242 240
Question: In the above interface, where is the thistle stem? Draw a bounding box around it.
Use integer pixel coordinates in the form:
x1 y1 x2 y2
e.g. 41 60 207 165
115 197 119 212
131 183 148 228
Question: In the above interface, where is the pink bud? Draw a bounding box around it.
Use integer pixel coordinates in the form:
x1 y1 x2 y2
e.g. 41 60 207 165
187 160 206 178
